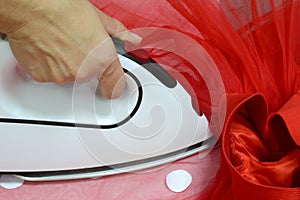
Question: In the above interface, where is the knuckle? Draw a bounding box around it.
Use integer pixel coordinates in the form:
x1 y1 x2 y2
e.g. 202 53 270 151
102 64 115 77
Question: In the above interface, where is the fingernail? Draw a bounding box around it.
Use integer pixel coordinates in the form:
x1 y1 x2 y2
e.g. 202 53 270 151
118 31 142 45
127 32 142 45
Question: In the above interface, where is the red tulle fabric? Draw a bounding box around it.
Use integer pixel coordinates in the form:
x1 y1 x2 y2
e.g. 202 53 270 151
91 0 300 199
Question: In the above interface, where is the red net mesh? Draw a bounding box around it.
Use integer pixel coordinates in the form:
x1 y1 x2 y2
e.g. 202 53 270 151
91 0 300 199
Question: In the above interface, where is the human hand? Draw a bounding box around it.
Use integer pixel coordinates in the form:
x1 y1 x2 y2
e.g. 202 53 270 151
0 0 141 99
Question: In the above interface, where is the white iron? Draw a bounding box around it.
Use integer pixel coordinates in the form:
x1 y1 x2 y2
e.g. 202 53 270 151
0 39 214 181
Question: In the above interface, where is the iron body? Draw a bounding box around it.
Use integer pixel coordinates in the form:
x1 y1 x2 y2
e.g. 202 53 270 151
0 40 213 181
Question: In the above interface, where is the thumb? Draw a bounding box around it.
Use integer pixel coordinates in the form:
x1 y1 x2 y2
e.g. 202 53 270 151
98 58 126 99
96 9 142 45
79 36 125 99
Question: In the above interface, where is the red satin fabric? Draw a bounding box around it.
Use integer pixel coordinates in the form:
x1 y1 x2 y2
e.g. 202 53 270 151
91 0 300 199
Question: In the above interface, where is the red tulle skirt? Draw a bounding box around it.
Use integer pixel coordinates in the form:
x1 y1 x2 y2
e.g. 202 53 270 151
91 0 300 199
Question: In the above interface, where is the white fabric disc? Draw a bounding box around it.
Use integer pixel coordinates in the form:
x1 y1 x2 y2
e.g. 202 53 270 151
166 169 192 193
0 175 24 189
